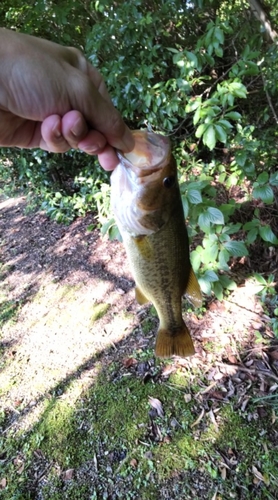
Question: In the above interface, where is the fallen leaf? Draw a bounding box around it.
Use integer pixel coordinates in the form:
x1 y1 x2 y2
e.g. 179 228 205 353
268 349 278 360
191 408 205 428
208 409 219 430
208 390 226 400
220 467 226 480
0 478 7 489
163 435 171 444
149 397 164 417
122 357 137 368
62 469 74 481
17 464 24 475
130 458 138 468
252 465 269 485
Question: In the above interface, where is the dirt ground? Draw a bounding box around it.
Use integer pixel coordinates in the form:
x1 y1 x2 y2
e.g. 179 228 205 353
0 194 277 405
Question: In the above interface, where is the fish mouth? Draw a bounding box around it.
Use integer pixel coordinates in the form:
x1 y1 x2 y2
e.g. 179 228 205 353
116 130 170 175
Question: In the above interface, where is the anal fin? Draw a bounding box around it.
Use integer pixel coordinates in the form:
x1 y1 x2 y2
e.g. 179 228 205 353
135 286 149 305
185 267 202 308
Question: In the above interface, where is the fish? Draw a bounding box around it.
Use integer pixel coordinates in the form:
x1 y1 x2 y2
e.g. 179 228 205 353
110 130 202 358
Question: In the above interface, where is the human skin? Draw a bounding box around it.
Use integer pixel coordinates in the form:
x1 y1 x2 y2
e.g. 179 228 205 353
0 28 134 170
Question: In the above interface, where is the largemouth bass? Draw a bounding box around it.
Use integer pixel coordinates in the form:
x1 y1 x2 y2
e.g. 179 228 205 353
110 130 202 358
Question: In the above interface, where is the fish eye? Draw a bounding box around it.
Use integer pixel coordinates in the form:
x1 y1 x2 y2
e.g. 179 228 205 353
163 176 176 188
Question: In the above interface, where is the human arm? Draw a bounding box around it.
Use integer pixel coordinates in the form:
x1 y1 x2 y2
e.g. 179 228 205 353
0 28 134 170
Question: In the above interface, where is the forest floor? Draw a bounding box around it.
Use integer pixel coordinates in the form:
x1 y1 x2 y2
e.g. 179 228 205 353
0 193 278 500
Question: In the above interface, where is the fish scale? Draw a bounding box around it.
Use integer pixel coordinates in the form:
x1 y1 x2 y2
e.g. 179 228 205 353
111 130 202 358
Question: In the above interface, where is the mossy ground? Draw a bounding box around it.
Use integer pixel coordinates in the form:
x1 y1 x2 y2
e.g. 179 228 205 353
1 349 277 500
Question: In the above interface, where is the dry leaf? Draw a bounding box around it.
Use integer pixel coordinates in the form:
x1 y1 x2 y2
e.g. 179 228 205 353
62 469 74 481
209 390 226 400
191 408 205 428
220 467 226 480
252 465 269 485
17 464 24 475
197 381 217 396
268 349 278 360
122 357 137 368
163 435 171 444
130 458 138 468
211 489 218 500
208 409 219 430
184 393 192 403
0 478 7 490
149 397 164 417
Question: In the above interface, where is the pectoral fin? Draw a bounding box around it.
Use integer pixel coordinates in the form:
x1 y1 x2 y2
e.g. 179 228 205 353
135 286 149 305
185 267 202 308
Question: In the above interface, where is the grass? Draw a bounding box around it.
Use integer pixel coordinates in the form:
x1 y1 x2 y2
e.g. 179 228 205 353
1 349 277 500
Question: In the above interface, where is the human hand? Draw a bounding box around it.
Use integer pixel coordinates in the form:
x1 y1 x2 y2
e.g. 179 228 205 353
0 28 134 170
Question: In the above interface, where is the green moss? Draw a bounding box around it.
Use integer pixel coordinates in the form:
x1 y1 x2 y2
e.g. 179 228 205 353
90 302 110 322
0 298 20 328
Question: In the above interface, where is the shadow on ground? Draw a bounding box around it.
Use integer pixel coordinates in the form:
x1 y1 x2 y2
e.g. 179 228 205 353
0 195 278 499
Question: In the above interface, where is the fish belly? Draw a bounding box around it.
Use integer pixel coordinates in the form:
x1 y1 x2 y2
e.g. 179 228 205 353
121 205 195 357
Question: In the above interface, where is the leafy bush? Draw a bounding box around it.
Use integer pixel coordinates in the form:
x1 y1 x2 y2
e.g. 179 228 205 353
0 0 277 304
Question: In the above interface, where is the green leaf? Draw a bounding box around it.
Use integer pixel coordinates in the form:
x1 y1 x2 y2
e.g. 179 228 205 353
198 212 211 233
214 27 224 44
203 125 216 150
185 50 198 67
217 119 233 129
270 171 278 186
218 275 237 290
195 123 207 138
223 240 248 256
218 249 231 270
256 172 269 184
198 278 212 295
259 226 278 244
190 250 202 272
187 189 202 204
224 222 242 234
225 111 241 120
193 106 202 126
246 228 258 244
235 150 247 167
181 196 189 218
213 281 224 301
214 46 223 58
228 82 247 98
166 47 180 53
253 273 267 285
203 270 219 282
203 242 219 263
226 172 239 188
206 207 224 225
215 124 227 143
243 219 259 230
253 185 274 204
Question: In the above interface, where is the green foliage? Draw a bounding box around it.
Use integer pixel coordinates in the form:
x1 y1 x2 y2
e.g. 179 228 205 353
253 273 278 337
0 0 277 302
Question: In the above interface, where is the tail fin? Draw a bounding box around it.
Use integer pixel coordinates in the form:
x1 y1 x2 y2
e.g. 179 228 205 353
155 323 195 358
